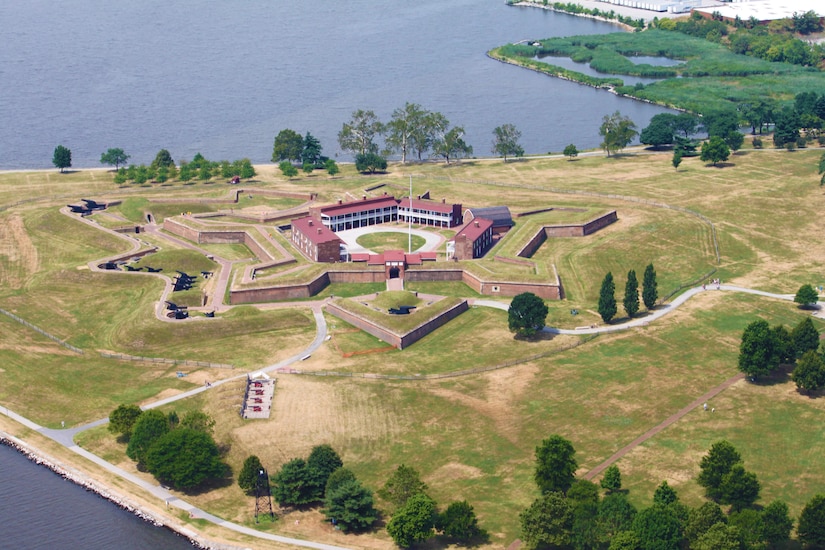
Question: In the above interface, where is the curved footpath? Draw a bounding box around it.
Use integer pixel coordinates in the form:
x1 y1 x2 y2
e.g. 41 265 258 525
1 284 819 550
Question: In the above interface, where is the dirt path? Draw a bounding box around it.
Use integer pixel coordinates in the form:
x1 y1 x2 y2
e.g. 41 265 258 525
583 372 745 481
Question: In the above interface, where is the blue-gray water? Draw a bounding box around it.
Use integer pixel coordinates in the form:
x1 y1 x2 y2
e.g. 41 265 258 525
0 0 672 169
0 444 195 550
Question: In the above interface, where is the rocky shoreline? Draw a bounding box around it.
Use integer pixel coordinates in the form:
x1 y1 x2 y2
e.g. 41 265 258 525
0 432 215 549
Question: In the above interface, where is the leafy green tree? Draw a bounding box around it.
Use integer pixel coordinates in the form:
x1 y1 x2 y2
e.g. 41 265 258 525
599 111 638 157
238 454 265 494
272 129 304 163
703 108 739 140
156 166 169 183
238 158 255 179
739 319 781 379
306 444 343 500
279 161 298 178
642 263 658 310
412 111 449 161
640 114 677 148
772 324 795 365
792 350 825 392
126 409 170 465
323 478 378 532
791 317 819 357
492 123 524 162
53 145 72 172
630 505 683 550
144 428 228 491
672 150 682 171
761 499 793 547
725 130 744 152
798 494 825 548
439 500 488 543
100 148 130 170
271 458 315 506
432 125 473 164
386 493 437 547
608 531 641 550
534 434 577 494
694 522 741 550
179 162 193 182
563 144 579 159
354 152 387 174
191 153 207 168
325 467 356 497
601 465 622 493
508 292 549 338
718 464 760 510
568 479 601 550
325 158 339 177
653 481 679 507
684 502 725 545
794 284 819 308
624 269 640 318
301 132 326 168
151 149 174 169
378 464 428 510
728 508 764 550
598 272 617 323
700 136 730 166
386 102 427 163
793 10 825 34
673 113 699 138
697 440 742 501
302 162 314 174
598 493 637 541
773 108 801 148
338 109 384 156
197 163 212 181
519 492 574 550
220 160 234 178
108 404 143 440
819 152 825 185
179 411 215 434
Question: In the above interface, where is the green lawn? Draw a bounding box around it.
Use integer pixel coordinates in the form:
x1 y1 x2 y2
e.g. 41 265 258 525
355 232 426 253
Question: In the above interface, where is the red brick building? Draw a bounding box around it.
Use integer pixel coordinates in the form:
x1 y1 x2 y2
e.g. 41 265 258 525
447 218 494 260
291 216 343 262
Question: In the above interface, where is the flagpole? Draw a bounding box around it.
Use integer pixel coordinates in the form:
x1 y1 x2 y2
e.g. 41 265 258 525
408 175 412 254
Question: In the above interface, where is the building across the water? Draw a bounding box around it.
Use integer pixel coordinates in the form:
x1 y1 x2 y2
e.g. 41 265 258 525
693 0 823 23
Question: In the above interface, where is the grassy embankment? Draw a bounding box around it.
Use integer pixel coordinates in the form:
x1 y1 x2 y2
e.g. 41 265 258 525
3 148 825 547
491 28 825 113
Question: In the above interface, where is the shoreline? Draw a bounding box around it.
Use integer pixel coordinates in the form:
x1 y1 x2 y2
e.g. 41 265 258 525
0 431 224 550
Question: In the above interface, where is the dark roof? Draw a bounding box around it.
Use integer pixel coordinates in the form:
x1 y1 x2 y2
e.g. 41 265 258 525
292 216 343 245
466 206 514 227
451 217 493 242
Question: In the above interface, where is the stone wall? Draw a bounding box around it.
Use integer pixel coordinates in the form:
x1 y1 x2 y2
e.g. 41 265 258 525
517 211 618 256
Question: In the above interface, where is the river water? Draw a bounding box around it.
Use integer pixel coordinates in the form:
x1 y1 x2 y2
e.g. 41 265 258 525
0 0 672 169
0 1 670 546
0 444 195 549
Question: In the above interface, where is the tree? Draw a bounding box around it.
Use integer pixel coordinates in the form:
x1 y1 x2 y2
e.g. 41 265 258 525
354 152 387 174
598 272 617 323
797 494 825 548
793 10 824 34
640 114 676 148
386 493 437 547
508 292 549 338
630 505 683 550
378 464 428 510
279 160 298 178
653 481 679 506
773 108 801 149
100 148 130 171
624 270 640 318
386 102 427 163
792 317 820 358
599 111 638 157
325 158 339 177
323 478 378 532
642 263 658 310
179 411 215 434
773 324 795 365
108 404 143 440
703 108 739 140
819 152 825 186
432 125 472 164
598 493 637 540
306 444 343 500
729 508 764 550
144 428 228 491
697 440 742 501
238 455 265 494
700 136 730 166
52 145 72 172
302 162 314 174
673 113 699 138
326 467 357 497
694 522 741 550
792 350 825 392
718 464 760 510
672 150 682 171
725 130 744 153
126 409 170 465
601 465 622 493
151 149 174 169
412 111 449 161
238 158 255 179
439 500 488 543
272 129 304 163
492 123 524 162
568 479 601 550
761 500 793 547
608 531 641 550
519 492 574 550
794 284 818 308
534 434 577 494
301 132 325 168
738 319 781 379
338 109 384 156
271 458 315 506
684 502 725 545
563 144 579 159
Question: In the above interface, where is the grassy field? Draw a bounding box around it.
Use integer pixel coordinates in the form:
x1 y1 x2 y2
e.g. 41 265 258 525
355 232 426 253
2 148 825 548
